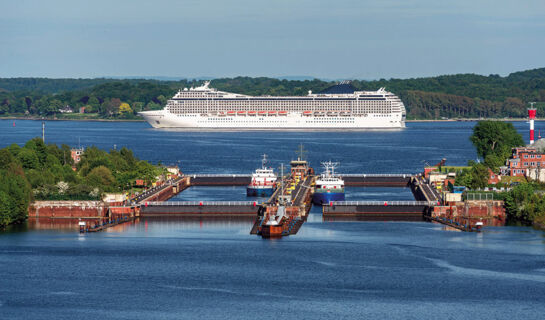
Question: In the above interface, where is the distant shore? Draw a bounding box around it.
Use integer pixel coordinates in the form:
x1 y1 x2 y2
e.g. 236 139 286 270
0 116 145 122
0 116 538 123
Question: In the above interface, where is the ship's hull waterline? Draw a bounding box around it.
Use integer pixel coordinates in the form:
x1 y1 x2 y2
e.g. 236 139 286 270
246 187 275 197
312 192 345 205
139 110 405 129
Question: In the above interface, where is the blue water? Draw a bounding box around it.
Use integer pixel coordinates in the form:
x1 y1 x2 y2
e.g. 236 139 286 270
2 120 545 319
167 186 414 202
6 119 543 173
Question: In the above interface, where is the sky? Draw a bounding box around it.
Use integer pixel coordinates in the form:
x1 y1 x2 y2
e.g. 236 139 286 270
1 0 544 80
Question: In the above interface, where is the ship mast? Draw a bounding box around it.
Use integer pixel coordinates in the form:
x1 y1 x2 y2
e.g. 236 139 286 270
261 154 268 169
321 161 339 179
295 143 307 161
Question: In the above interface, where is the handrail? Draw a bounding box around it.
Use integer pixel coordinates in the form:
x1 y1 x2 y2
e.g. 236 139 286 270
145 201 257 206
188 174 252 178
329 201 435 206
340 174 415 178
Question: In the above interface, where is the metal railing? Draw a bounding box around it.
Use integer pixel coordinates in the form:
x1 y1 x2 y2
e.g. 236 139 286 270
187 174 252 178
340 174 414 178
145 201 257 206
329 201 435 206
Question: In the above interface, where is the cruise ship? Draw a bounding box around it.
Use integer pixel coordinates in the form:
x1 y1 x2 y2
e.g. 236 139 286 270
138 81 406 129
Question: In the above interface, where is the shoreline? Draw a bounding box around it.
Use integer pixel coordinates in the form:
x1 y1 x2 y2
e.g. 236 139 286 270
0 116 539 123
0 116 145 122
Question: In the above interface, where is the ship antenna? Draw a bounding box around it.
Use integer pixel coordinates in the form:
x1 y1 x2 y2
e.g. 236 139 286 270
321 161 339 177
262 154 268 169
296 143 307 161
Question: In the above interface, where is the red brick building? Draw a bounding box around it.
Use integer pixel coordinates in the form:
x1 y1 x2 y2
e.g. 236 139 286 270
487 168 500 184
71 147 84 164
506 147 545 176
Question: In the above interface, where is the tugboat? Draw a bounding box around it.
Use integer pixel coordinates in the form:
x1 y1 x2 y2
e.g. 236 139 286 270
247 154 277 197
259 206 286 238
312 161 345 205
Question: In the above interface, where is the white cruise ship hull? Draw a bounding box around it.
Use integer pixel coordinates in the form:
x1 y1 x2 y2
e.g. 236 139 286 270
139 110 405 129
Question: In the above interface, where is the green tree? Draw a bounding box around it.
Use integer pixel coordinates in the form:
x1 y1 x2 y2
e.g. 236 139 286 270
17 149 40 170
86 166 115 188
469 163 489 189
0 149 15 169
503 183 545 222
470 121 524 165
455 169 473 187
0 191 12 226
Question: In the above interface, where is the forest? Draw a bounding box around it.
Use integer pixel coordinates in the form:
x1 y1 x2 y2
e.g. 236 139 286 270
1 67 544 120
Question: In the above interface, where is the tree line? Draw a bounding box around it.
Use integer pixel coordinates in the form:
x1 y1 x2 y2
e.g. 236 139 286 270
1 67 544 119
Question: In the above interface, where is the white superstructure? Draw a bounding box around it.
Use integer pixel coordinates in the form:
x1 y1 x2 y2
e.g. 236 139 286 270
139 81 406 129
315 162 345 191
249 154 277 189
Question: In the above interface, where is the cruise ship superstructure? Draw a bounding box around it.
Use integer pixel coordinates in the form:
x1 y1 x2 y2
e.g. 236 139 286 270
138 81 406 129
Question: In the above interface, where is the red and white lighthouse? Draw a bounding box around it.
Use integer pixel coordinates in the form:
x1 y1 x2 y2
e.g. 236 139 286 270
528 107 537 144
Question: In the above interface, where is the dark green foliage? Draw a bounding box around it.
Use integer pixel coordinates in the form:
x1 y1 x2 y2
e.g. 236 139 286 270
469 163 490 190
454 168 473 187
0 149 14 169
0 138 165 227
470 121 524 169
503 183 545 223
1 67 545 119
0 165 32 227
86 166 115 187
454 163 489 190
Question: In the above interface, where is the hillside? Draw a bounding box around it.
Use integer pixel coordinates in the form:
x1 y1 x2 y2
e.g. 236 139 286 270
1 68 544 120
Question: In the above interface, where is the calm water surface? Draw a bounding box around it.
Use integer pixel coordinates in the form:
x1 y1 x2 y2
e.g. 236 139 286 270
1 120 545 319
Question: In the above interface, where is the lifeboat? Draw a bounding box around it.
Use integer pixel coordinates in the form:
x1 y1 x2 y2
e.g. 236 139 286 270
303 111 312 116
327 111 338 116
268 111 277 116
339 111 350 116
314 111 325 116
248 111 257 116
227 111 236 115
278 111 288 116
258 111 267 115
237 111 246 116
218 112 226 117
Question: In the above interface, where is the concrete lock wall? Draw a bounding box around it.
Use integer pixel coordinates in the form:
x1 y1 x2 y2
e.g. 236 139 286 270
342 176 411 187
29 201 108 219
190 176 251 186
323 204 429 216
141 205 259 216
432 201 506 220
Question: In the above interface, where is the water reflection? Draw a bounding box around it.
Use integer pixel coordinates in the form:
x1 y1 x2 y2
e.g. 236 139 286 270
323 215 425 222
25 216 256 234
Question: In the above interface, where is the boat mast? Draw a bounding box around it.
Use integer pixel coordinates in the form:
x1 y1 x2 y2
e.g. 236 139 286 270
262 154 268 169
296 143 307 161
